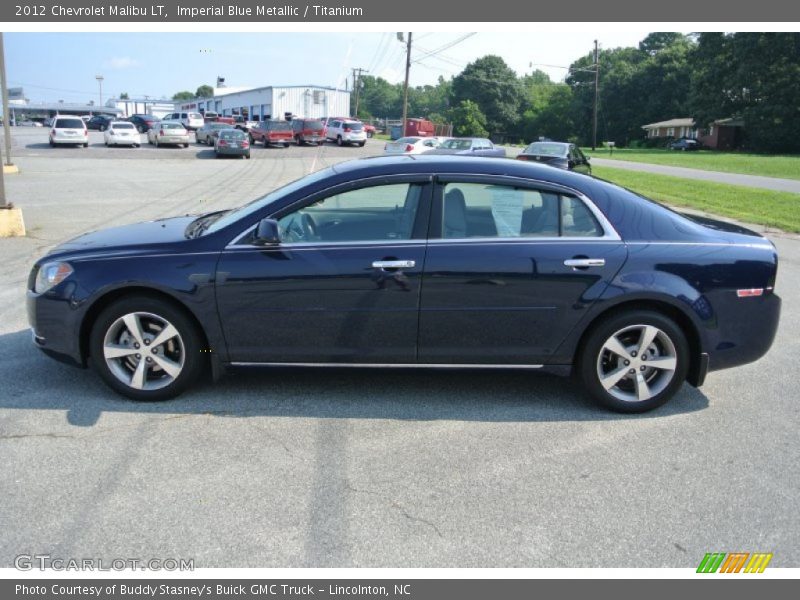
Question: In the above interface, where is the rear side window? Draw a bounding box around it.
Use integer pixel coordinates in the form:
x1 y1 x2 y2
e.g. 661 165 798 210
441 183 603 238
55 118 85 129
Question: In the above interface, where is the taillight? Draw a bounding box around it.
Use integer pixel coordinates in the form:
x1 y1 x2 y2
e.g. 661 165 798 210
241 141 249 147
405 144 414 152
159 129 164 135
218 140 228 147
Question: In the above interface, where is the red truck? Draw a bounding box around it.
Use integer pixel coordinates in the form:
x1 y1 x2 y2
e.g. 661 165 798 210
203 111 235 126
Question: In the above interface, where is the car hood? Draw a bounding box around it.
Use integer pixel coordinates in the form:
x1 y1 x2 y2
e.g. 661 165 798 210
47 215 198 259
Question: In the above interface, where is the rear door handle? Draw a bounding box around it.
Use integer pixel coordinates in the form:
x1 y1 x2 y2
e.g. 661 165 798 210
372 260 415 269
564 258 605 268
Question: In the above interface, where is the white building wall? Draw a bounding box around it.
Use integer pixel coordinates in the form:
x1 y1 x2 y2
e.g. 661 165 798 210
187 86 350 120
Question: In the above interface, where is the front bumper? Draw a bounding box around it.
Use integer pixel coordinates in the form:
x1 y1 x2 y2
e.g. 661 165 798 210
27 289 86 368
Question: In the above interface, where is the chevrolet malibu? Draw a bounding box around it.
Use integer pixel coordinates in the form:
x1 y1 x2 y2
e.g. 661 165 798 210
27 156 780 412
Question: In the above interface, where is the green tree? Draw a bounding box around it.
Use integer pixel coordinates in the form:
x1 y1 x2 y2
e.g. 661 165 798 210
172 91 195 101
356 75 403 118
120 92 129 100
451 55 522 136
195 85 214 98
520 85 574 144
450 100 489 137
691 33 800 152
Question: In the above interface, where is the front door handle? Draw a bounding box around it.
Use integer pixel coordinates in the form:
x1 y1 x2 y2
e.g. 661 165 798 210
564 258 605 268
372 260 415 269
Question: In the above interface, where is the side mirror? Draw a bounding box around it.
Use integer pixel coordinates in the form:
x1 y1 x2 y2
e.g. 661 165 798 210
253 218 281 246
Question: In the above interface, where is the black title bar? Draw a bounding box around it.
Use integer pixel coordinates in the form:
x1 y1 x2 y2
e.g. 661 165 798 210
4 0 800 22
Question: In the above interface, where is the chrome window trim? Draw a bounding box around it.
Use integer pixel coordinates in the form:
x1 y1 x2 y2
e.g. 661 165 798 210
225 172 621 249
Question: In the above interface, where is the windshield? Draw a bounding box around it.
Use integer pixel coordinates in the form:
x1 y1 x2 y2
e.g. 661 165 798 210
204 167 337 235
525 142 568 157
441 139 472 150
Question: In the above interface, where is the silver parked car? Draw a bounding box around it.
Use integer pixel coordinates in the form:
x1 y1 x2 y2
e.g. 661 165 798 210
196 122 233 145
147 121 190 148
424 137 506 157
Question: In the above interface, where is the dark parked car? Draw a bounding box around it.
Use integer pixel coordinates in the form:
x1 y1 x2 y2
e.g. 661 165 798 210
127 114 158 133
85 115 113 132
250 120 293 147
292 118 326 145
214 129 251 159
424 137 505 157
668 138 700 151
517 141 591 174
27 156 780 412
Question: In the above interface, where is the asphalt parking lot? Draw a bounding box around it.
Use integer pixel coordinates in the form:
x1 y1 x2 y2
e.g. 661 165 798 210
1 128 798 568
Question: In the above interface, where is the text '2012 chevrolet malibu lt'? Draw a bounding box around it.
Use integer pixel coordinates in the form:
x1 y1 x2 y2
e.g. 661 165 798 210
27 156 780 412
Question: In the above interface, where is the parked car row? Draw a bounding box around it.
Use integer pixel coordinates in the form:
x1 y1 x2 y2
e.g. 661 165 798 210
383 136 506 158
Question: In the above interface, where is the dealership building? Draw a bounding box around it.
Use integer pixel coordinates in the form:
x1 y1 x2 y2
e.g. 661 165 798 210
177 85 351 121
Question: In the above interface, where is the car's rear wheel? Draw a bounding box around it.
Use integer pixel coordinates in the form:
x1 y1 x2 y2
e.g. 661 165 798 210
89 297 205 401
336 135 343 146
579 310 689 413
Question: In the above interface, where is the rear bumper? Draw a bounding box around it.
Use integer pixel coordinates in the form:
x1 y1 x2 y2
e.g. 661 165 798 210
707 292 781 372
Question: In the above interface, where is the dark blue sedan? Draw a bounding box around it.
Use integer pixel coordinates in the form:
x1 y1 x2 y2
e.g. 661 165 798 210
27 156 780 412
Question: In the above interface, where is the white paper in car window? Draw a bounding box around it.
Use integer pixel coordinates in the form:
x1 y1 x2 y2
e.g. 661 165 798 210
490 187 524 237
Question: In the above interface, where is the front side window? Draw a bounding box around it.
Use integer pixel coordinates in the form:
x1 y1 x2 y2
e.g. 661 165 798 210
441 183 603 239
277 183 423 244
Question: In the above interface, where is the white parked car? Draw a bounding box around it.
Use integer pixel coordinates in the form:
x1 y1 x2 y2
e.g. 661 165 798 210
384 136 444 155
147 121 190 147
104 121 140 147
49 116 89 147
325 118 367 146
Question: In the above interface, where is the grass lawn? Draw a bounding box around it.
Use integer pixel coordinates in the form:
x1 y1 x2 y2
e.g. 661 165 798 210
593 166 800 233
583 148 800 181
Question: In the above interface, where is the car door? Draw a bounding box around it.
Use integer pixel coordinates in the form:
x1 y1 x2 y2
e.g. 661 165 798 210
569 145 591 174
215 177 433 364
418 176 628 364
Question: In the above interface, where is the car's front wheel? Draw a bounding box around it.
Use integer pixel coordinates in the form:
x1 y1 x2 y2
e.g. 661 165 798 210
89 296 205 401
578 310 689 413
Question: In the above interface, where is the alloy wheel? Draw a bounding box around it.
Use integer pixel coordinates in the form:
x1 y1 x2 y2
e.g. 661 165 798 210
595 324 678 403
102 311 185 391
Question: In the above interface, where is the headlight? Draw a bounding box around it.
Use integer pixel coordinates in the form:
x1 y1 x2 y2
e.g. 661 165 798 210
34 261 73 293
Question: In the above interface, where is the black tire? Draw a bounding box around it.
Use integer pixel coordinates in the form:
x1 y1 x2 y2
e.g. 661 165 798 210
358 142 366 147
89 296 206 401
283 143 290 148
49 139 55 147
83 143 89 148
578 310 689 413
184 143 189 148
245 153 251 159
336 135 343 147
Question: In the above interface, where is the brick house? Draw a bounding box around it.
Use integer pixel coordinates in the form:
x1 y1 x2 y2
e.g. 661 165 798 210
641 117 744 150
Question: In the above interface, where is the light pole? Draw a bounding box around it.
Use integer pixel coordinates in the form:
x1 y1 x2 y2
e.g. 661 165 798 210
95 75 104 108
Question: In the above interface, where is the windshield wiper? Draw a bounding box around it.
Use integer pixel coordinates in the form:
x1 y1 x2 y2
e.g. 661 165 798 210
184 210 229 239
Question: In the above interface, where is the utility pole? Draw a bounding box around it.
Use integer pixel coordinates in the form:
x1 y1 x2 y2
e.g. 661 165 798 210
400 32 412 138
351 67 368 118
592 39 599 151
0 33 13 174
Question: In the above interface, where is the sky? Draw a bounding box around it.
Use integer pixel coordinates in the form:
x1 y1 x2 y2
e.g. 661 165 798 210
5 31 664 105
